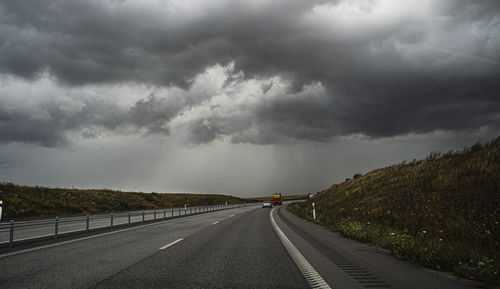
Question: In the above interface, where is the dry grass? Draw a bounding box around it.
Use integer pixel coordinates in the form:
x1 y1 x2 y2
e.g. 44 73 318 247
289 136 500 285
0 183 244 220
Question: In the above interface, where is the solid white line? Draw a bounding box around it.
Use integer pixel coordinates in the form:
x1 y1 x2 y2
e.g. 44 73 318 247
212 221 220 225
270 208 332 289
159 238 184 250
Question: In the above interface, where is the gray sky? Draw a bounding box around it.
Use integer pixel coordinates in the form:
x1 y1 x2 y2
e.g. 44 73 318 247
0 0 499 196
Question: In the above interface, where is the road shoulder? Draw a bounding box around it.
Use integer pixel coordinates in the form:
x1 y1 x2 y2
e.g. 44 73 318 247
275 206 484 289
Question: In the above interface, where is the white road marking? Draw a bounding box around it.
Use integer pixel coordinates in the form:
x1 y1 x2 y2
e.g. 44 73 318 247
229 215 234 217
270 208 332 289
212 221 220 225
0 213 204 259
159 238 184 250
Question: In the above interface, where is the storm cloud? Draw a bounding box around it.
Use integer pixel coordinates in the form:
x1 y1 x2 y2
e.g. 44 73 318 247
1 0 499 146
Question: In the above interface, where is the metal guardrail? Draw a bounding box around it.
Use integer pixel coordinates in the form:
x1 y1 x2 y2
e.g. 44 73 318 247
0 203 244 248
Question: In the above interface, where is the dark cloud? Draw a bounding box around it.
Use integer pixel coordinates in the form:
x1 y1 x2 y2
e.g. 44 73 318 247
1 0 499 146
0 97 121 147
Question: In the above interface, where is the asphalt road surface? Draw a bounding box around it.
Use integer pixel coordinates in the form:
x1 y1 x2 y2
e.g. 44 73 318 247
0 205 484 289
0 205 234 245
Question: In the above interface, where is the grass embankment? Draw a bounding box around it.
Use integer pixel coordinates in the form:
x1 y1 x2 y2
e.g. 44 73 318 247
289 137 500 285
0 183 244 220
244 194 309 202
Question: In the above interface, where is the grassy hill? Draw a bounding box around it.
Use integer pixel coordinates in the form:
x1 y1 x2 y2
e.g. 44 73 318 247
289 137 500 285
0 183 244 220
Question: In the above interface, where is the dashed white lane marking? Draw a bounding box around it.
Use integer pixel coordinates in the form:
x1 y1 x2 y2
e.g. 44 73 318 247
0 212 215 259
212 221 220 225
159 238 184 250
229 215 234 217
270 208 332 289
0 221 160 259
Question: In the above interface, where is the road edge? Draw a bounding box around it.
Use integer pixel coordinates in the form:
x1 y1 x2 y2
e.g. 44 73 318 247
270 207 332 289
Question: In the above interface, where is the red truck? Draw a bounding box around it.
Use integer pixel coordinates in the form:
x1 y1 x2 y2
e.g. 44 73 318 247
272 192 283 206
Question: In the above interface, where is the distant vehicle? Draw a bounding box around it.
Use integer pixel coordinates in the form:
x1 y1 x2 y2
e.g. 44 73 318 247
272 192 282 206
263 200 272 208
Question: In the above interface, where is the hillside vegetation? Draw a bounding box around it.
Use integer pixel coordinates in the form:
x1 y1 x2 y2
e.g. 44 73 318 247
289 137 500 285
0 183 244 220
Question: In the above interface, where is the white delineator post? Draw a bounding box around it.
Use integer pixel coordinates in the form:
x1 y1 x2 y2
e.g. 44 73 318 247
312 202 316 220
0 200 3 221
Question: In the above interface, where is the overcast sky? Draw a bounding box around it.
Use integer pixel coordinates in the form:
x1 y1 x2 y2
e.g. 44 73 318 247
0 0 499 196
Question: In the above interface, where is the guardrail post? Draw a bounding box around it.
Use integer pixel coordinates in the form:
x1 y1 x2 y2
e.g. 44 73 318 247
171 209 174 217
110 213 114 229
9 220 14 248
190 207 192 214
128 211 131 224
142 210 145 222
178 208 181 215
163 210 166 219
55 216 59 239
154 210 156 220
86 214 90 233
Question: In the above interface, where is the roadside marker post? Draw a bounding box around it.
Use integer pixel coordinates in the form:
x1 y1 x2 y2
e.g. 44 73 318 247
312 202 316 220
9 220 14 247
55 216 59 239
128 212 131 224
0 200 2 221
86 214 90 232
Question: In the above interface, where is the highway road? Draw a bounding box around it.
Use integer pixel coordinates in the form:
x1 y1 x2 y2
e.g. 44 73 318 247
0 205 483 289
0 205 234 245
